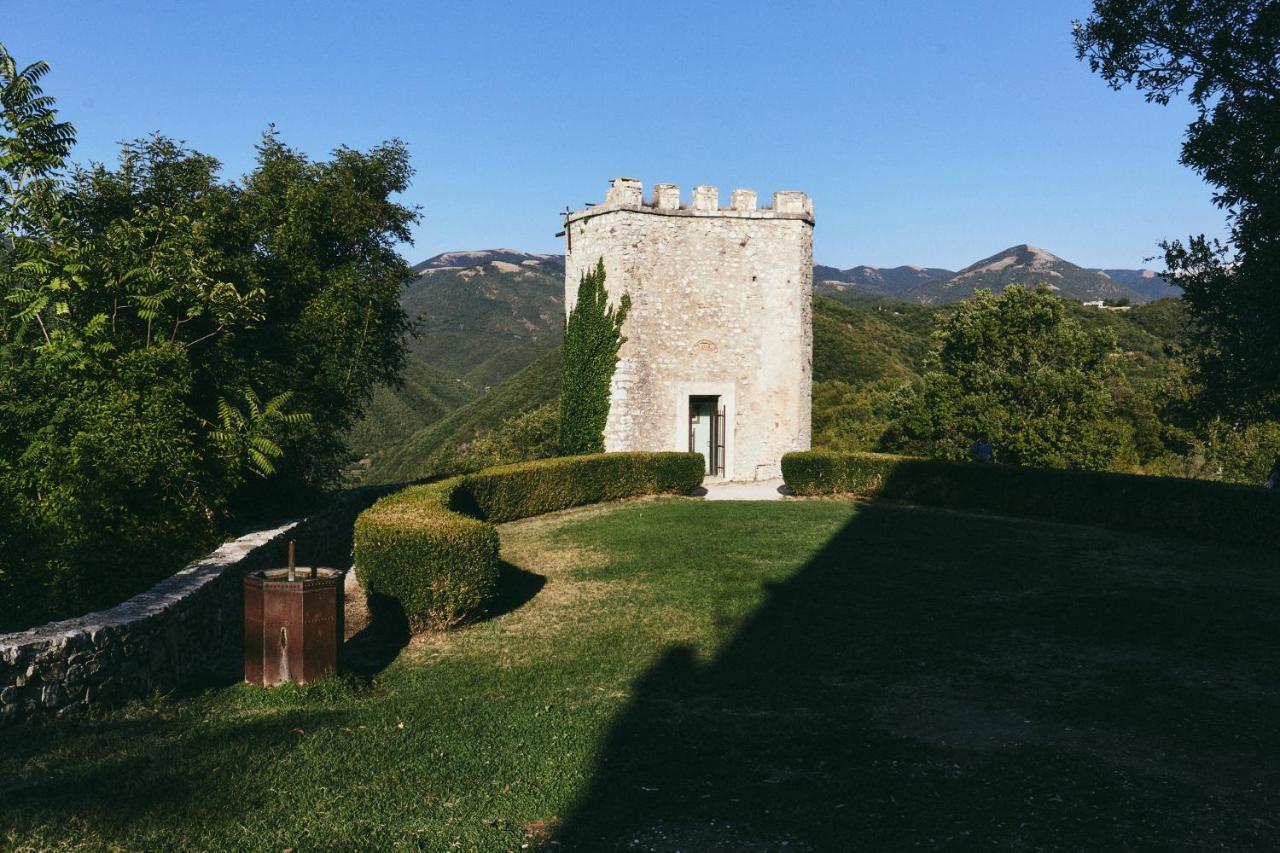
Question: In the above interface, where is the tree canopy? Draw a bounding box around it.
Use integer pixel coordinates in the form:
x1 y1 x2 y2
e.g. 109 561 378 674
1075 1 1280 421
883 286 1129 469
0 42 416 629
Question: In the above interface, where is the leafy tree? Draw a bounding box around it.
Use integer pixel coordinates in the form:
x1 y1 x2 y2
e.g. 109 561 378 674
453 401 560 473
0 42 416 629
1075 1 1280 421
559 259 630 455
883 286 1130 469
0 43 74 234
811 379 899 453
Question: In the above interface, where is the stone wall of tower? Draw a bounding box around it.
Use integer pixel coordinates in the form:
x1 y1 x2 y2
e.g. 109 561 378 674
564 178 813 481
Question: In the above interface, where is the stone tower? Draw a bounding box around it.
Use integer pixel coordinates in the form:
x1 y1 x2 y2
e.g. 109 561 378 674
563 178 813 481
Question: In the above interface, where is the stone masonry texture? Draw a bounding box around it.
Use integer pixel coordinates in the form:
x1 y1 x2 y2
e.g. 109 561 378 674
564 178 814 480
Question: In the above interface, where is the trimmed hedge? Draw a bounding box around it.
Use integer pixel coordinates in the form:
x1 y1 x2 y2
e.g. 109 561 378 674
354 452 704 628
782 450 1280 549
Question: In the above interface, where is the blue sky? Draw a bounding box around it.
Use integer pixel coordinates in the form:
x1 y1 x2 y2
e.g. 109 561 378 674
6 1 1225 269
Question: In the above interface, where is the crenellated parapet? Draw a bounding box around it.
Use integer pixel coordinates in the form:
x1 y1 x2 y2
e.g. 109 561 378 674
568 177 814 225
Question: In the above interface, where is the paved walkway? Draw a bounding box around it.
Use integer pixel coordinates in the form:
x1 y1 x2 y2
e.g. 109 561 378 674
700 478 789 501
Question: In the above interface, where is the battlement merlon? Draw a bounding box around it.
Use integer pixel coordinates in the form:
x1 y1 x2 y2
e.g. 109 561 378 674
566 178 814 226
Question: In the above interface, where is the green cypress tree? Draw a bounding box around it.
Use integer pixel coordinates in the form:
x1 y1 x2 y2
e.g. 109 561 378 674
559 258 630 455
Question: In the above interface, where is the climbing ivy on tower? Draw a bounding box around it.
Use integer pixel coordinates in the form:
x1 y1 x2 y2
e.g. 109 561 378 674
559 259 631 455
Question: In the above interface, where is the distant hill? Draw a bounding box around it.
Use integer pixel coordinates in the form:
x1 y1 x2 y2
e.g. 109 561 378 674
1099 267 1177 303
813 264 953 300
346 354 476 465
409 251 1168 355
911 245 1136 304
364 347 562 483
816 246 1175 307
812 296 935 384
413 248 565 275
403 249 565 389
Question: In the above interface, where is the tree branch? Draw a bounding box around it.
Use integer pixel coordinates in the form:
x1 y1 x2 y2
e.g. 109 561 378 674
182 323 225 350
33 309 50 345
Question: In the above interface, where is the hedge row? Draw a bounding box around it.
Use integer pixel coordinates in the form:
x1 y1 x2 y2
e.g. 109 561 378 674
782 450 1280 549
354 452 705 628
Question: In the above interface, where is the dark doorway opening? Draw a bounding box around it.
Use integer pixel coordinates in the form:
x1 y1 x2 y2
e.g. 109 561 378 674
688 396 725 477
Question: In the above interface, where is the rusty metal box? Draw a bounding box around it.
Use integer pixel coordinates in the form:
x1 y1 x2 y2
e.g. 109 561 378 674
244 567 344 685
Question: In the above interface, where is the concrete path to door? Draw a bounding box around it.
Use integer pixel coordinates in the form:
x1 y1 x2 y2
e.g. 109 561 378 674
699 478 789 501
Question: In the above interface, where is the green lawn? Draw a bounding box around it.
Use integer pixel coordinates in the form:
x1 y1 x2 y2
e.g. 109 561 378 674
3 499 1279 851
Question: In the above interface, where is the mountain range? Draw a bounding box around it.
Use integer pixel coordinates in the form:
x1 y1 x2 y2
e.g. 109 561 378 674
814 244 1175 305
412 244 1175 312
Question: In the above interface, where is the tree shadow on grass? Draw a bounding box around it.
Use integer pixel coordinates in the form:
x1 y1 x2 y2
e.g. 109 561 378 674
0 704 348 844
553 502 1280 851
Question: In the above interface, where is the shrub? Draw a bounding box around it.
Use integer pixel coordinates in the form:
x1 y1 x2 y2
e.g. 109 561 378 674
560 259 631 455
353 479 501 630
354 452 703 628
782 450 1280 548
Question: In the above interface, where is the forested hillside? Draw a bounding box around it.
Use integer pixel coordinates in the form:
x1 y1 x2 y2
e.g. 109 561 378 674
403 251 563 388
364 348 561 483
346 356 476 463
349 251 565 476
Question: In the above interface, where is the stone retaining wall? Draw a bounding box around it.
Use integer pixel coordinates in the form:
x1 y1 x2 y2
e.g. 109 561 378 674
0 485 398 725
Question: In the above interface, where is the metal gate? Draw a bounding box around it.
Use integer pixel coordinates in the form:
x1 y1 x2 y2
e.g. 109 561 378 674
688 397 726 477
714 404 726 477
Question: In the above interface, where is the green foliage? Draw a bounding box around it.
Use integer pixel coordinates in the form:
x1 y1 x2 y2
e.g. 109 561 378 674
1148 414 1280 485
1075 1 1280 422
210 388 311 478
354 452 703 628
0 43 75 231
1205 420 1280 485
809 294 1210 469
559 259 630 455
882 285 1128 469
1 345 216 620
457 451 704 524
445 401 560 475
345 354 477 461
0 43 416 630
782 450 1280 548
367 347 563 483
811 379 899 454
353 478 501 630
812 296 928 384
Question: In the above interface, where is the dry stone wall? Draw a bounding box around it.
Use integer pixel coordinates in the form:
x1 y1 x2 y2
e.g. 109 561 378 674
0 485 397 725
564 179 813 480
